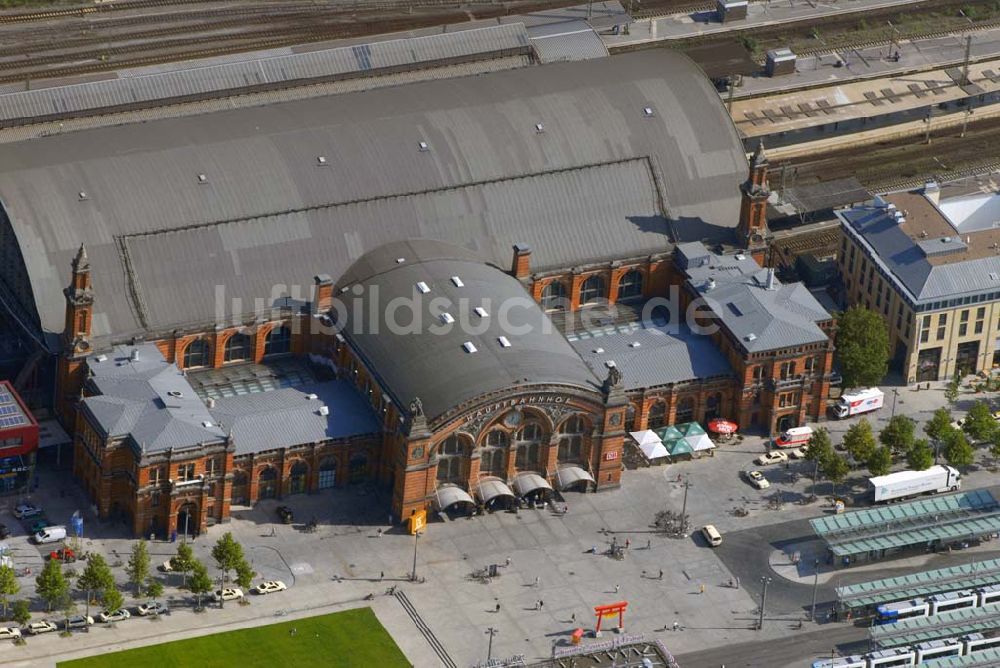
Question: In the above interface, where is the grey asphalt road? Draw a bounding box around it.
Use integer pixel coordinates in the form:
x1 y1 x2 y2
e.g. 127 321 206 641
675 623 868 668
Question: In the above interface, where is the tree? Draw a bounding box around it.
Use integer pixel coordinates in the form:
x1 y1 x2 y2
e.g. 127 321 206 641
880 415 915 455
907 439 935 471
173 542 196 588
990 429 1000 465
944 429 975 470
945 375 961 406
835 307 890 388
126 540 151 598
188 560 213 611
146 579 164 605
211 533 245 608
925 407 953 445
964 401 996 443
60 593 77 633
11 599 30 626
102 586 124 616
36 559 69 612
844 419 877 465
805 427 834 493
234 559 256 601
0 564 19 620
77 553 114 619
822 452 851 496
868 446 893 477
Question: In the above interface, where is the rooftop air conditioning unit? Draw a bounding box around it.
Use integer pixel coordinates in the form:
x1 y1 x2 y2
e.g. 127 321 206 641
318 406 330 416
306 393 318 400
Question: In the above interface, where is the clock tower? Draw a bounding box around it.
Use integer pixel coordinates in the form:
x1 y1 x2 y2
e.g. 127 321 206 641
738 141 771 265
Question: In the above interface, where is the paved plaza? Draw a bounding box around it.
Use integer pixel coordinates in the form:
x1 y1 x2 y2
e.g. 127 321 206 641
3 379 1000 668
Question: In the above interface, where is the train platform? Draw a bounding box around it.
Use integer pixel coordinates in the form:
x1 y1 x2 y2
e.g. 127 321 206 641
734 26 1000 98
603 0 929 49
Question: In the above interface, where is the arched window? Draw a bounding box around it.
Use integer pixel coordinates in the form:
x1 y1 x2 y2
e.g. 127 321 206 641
289 461 308 495
557 415 586 463
183 339 210 369
480 447 506 476
436 434 468 484
647 402 666 430
486 430 508 448
618 270 644 300
676 396 696 423
625 404 637 433
579 275 606 305
77 311 88 335
224 333 252 363
264 325 291 356
541 282 568 311
257 467 278 500
514 423 545 470
705 392 723 420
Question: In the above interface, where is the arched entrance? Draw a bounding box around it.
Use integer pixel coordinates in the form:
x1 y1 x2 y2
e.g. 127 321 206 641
258 467 278 500
776 413 798 434
176 502 199 539
317 457 337 490
231 470 249 505
349 453 368 483
704 392 723 421
289 461 309 495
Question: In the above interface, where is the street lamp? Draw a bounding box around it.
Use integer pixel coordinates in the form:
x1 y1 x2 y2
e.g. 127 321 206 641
486 627 498 662
679 474 691 537
757 576 772 631
410 530 423 582
810 559 820 621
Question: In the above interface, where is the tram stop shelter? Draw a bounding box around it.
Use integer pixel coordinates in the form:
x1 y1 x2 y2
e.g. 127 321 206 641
913 647 1000 667
810 490 1000 564
835 558 1000 613
870 604 1000 649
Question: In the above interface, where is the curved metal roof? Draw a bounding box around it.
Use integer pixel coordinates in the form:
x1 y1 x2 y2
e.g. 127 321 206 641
555 465 595 490
0 49 746 349
511 472 553 497
339 239 602 421
476 476 516 505
434 484 475 510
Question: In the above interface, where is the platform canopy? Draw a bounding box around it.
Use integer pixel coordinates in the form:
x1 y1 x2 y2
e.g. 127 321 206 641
836 558 1000 610
810 489 1000 557
871 604 1000 649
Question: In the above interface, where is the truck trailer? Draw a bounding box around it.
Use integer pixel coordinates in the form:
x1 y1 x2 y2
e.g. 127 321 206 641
833 388 885 419
869 465 961 503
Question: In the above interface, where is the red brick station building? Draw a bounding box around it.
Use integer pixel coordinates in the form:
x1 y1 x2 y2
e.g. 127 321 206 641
0 51 835 537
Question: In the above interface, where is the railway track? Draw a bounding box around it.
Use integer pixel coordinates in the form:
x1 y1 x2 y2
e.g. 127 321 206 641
792 16 1000 59
631 1 713 20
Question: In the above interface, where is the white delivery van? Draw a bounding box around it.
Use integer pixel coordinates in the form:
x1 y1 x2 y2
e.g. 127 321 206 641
33 526 67 544
833 388 885 419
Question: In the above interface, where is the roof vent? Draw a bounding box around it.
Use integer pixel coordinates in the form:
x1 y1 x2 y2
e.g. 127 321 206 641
498 336 511 348
593 347 604 354
474 307 489 318
643 107 655 117
167 391 183 398
205 397 216 408
202 421 213 428
197 173 208 184
306 393 318 400
745 333 757 342
439 312 455 324
765 267 776 290
78 191 89 201
416 281 430 294
95 354 107 363
605 360 617 368
396 257 406 264
317 156 328 166
735 253 746 261
706 277 716 291
318 405 330 416
629 341 641 348
534 123 545 133
450 276 464 287
462 341 478 354
129 349 140 362
990 272 999 281
418 141 429 152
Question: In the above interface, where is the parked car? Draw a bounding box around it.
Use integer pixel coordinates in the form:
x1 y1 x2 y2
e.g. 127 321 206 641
743 470 770 490
787 447 808 459
211 587 244 602
97 609 131 623
13 504 42 520
158 558 176 573
0 626 21 640
0 523 9 539
951 417 966 430
755 451 788 466
25 621 58 635
48 548 77 563
136 601 168 616
701 524 723 547
252 580 287 595
64 615 94 629
276 506 294 524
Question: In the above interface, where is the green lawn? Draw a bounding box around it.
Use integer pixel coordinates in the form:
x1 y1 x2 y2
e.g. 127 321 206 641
58 608 411 668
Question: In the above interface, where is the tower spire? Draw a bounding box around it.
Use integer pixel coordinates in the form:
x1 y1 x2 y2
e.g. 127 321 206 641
752 140 767 168
72 243 89 272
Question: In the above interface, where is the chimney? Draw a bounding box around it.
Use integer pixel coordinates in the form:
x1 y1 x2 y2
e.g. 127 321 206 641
313 274 333 314
129 348 140 362
511 243 532 279
765 267 776 290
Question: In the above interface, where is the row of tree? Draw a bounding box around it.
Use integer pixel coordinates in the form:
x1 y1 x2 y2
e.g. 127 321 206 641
0 532 255 626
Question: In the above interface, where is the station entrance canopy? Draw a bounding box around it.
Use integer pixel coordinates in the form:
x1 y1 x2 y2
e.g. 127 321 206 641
810 490 1000 558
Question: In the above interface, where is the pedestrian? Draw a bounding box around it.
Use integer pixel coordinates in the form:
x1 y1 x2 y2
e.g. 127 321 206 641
496 602 501 613
533 576 539 587
571 612 576 623
379 571 384 581
625 538 630 549
672 621 679 632
539 600 544 610
658 569 663 580
611 537 617 550
646 539 651 550
377 528 383 538
505 556 511 567
291 627 298 636
535 600 540 611
614 584 620 594
699 583 705 594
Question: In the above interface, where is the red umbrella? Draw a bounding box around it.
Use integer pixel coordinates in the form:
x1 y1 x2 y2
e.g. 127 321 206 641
708 419 738 435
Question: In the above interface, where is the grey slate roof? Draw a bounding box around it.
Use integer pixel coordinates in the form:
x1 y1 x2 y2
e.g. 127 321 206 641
0 49 746 349
207 381 380 455
681 242 832 353
838 200 1000 305
82 343 227 452
338 240 603 422
568 322 734 390
528 20 609 63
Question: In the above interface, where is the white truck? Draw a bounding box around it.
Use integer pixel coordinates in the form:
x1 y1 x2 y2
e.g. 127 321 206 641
833 388 885 419
869 465 962 503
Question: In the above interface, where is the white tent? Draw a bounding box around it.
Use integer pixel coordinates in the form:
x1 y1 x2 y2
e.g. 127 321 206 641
629 430 661 446
686 433 716 452
639 440 669 460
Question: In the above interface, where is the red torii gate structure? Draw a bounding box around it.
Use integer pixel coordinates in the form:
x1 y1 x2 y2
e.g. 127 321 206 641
593 601 628 636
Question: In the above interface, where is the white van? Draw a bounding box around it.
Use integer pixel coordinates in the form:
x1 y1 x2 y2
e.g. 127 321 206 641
701 525 723 547
33 526 67 544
